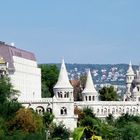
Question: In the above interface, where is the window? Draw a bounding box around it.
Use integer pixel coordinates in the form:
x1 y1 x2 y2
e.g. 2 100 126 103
64 92 69 98
126 108 129 113
36 106 45 115
66 92 69 98
58 92 60 97
60 107 67 115
92 96 95 101
89 96 91 101
47 108 52 113
85 96 87 101
64 94 67 98
60 92 63 98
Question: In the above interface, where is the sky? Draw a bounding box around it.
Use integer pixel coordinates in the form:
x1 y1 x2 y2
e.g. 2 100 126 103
0 0 140 64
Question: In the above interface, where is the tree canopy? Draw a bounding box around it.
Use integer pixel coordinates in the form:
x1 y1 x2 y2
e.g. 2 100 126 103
39 64 59 97
99 86 119 101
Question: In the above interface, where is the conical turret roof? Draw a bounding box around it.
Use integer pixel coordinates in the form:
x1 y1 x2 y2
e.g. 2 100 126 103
82 70 97 94
54 59 73 89
126 61 135 75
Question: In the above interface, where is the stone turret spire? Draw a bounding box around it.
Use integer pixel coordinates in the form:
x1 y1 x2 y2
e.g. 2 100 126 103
54 59 73 89
126 61 134 76
82 70 97 93
124 61 135 101
82 69 98 101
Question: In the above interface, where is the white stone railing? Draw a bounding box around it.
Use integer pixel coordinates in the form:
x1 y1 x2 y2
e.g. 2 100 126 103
19 98 53 103
75 101 140 118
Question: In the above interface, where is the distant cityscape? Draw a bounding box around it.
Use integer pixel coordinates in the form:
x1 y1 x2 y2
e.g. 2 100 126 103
51 63 139 96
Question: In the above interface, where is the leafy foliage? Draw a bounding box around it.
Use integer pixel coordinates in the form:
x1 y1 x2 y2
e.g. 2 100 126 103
7 108 43 134
51 123 70 140
39 64 59 97
43 112 54 128
99 86 119 101
0 77 18 104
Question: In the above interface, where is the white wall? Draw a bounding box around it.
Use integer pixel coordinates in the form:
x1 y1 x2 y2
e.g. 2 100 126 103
9 56 41 100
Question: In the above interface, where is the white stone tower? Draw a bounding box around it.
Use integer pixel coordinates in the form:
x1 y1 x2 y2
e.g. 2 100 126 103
124 61 135 101
53 59 77 130
82 69 98 101
132 66 140 101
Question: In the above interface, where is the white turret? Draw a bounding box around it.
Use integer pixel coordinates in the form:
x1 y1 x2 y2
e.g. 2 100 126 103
124 61 135 101
132 66 140 101
53 60 77 131
126 61 135 76
82 69 98 101
53 59 73 99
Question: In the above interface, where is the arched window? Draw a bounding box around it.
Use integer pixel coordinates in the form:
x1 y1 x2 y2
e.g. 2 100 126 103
60 92 63 98
104 108 107 114
36 106 45 115
89 96 91 101
112 108 115 114
133 108 136 113
60 107 67 115
108 109 110 113
66 92 69 98
47 108 52 113
58 92 60 97
126 108 129 113
119 108 122 113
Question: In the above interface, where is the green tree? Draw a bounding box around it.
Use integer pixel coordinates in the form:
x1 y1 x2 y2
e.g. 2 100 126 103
39 64 59 97
99 86 118 101
50 123 70 140
119 122 140 140
0 77 19 104
0 77 22 120
83 107 96 118
106 114 114 126
43 112 54 129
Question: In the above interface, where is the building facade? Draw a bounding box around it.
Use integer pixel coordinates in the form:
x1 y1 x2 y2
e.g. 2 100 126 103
1 41 140 131
21 59 140 130
0 41 41 100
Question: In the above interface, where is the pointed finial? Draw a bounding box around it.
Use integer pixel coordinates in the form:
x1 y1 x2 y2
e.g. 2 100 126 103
62 59 65 65
126 61 134 75
129 60 132 66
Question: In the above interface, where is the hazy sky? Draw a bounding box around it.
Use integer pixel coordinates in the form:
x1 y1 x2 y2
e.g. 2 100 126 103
0 0 140 64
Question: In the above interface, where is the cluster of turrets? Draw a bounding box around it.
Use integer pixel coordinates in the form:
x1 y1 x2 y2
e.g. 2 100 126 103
125 61 140 101
53 59 98 102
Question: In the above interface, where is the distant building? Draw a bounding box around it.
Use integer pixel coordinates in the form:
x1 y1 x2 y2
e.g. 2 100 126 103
0 41 41 100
